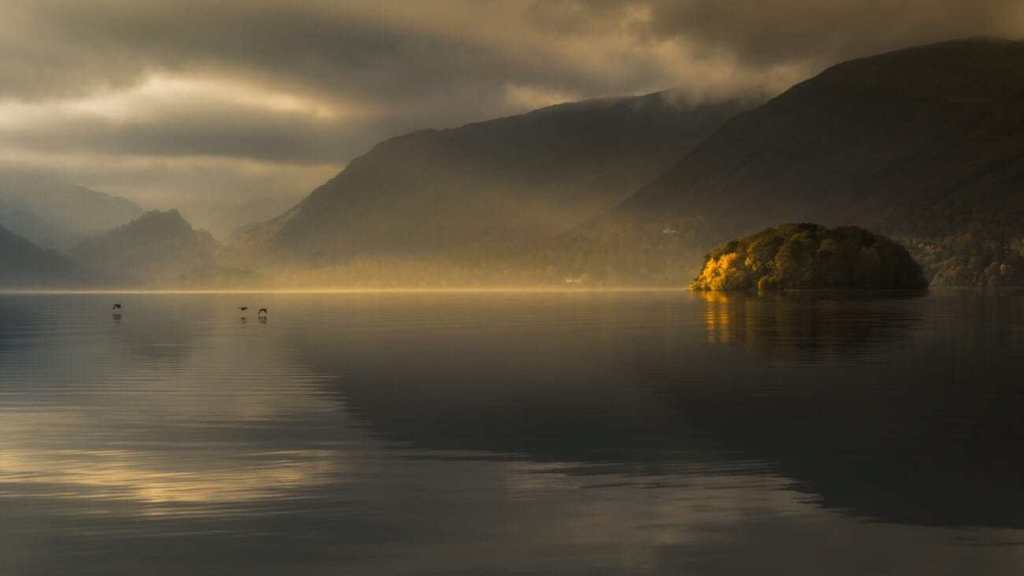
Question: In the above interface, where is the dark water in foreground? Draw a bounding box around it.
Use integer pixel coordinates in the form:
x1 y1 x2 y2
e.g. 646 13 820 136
1 290 1023 575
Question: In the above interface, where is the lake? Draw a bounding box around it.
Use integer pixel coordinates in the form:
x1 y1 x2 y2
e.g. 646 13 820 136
1 290 1023 575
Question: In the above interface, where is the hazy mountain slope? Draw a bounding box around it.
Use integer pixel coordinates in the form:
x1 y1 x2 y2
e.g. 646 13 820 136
0 172 143 251
70 210 224 286
587 38 1024 286
237 92 755 271
0 223 77 286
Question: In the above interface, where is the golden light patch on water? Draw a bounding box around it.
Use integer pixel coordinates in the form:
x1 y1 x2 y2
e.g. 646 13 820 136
0 315 349 517
0 446 341 516
700 291 736 344
0 410 343 516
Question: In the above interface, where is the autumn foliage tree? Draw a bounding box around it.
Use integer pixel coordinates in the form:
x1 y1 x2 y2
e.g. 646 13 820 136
692 224 927 291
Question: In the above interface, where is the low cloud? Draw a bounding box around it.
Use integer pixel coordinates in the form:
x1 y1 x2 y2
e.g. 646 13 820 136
1 0 1021 233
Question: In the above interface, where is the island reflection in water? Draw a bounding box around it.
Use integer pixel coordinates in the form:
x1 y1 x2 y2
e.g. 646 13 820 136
0 291 1022 575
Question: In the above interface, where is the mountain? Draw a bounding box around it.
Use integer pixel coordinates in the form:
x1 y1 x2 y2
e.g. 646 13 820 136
235 92 755 279
0 223 78 286
70 210 226 286
577 38 1024 287
193 192 308 240
0 171 143 251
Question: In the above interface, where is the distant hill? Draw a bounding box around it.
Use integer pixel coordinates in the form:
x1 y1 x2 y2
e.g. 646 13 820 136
70 210 225 286
0 223 77 287
0 172 143 251
556 38 1024 287
234 92 755 278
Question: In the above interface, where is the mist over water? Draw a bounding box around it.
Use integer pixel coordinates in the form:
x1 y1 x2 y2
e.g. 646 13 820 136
1 290 1022 575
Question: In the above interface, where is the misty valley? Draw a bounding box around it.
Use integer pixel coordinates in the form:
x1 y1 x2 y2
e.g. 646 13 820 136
5 39 1024 291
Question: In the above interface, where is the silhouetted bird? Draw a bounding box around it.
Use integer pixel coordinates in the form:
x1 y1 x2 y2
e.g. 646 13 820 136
112 303 122 311
239 306 248 313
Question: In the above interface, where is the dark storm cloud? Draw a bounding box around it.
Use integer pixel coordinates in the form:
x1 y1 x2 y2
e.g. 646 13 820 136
0 0 1021 233
0 1 613 109
4 0 1022 126
542 0 1024 68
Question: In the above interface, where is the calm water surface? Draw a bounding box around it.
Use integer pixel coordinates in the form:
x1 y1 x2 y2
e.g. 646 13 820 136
1 290 1023 575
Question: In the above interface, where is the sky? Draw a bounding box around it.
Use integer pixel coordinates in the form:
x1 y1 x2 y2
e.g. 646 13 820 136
1 0 1023 235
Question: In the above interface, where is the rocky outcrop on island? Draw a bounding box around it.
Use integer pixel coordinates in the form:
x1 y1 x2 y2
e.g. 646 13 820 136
691 224 927 291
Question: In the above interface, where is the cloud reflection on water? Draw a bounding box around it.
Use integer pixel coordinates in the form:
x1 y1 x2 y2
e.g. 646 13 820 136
1 292 1023 575
0 295 353 516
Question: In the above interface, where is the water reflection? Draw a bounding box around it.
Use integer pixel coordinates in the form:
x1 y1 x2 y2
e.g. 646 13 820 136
699 290 926 362
688 290 1024 527
1 291 1023 575
0 295 348 518
290 291 1024 528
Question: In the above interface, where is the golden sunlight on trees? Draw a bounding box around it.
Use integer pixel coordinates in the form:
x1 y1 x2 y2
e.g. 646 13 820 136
691 223 927 291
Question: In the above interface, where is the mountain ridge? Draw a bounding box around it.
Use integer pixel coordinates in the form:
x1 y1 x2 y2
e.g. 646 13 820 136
0 171 143 251
234 90 758 275
70 210 228 287
563 37 1024 286
0 223 78 286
